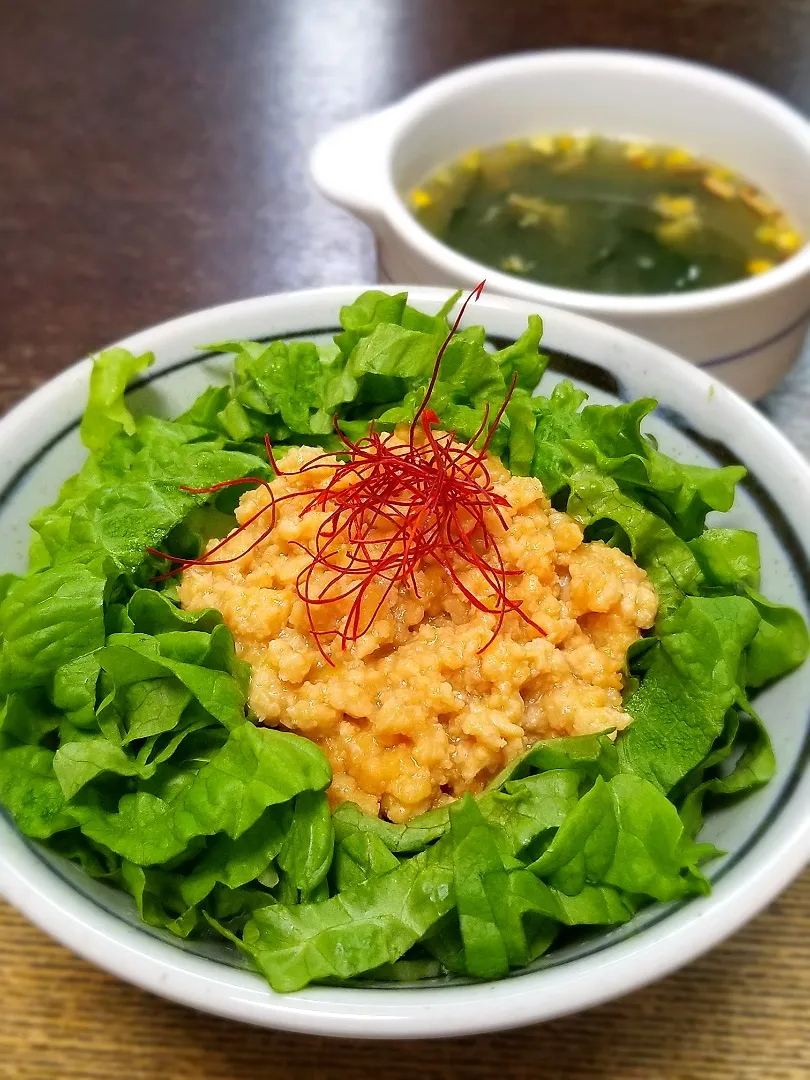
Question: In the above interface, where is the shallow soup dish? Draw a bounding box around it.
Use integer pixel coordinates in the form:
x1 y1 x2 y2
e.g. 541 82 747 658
1 285 810 1039
310 50 810 399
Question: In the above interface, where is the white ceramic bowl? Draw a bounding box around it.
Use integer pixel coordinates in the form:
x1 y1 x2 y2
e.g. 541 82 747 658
1 286 810 1038
310 50 810 399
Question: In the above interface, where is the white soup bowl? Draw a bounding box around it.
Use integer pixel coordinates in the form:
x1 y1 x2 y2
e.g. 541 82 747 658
311 50 810 399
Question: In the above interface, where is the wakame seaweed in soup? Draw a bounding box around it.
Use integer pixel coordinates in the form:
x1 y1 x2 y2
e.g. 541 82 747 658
409 135 802 295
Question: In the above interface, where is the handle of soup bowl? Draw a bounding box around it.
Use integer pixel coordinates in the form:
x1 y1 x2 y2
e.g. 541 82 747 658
310 108 396 226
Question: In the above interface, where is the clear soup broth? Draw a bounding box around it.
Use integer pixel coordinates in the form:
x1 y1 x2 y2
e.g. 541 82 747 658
408 135 802 296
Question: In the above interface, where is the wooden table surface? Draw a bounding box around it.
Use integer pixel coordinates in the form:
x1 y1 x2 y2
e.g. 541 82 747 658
2 2 810 1076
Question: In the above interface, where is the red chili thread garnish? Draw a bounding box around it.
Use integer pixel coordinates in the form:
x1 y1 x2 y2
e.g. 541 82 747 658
147 281 546 663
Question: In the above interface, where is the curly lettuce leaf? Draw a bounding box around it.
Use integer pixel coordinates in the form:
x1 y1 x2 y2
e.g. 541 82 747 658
179 807 287 909
0 689 61 748
231 762 710 991
449 795 511 979
743 590 810 688
200 295 546 470
570 399 744 539
679 696 776 839
54 737 156 801
277 790 335 900
492 732 619 786
621 595 761 791
36 397 269 573
69 722 330 866
690 528 761 590
331 801 450 855
0 562 106 693
332 831 400 891
330 757 593 860
0 743 76 838
566 468 704 615
52 654 102 733
235 832 457 992
687 530 808 687
529 386 744 538
528 774 710 901
80 348 154 453
99 629 248 730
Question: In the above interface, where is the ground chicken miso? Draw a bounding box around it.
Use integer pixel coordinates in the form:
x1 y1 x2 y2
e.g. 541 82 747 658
180 439 657 823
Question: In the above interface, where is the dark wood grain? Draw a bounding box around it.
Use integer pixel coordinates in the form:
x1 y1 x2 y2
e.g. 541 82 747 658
3 0 810 412
2 1 810 1075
